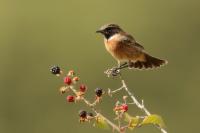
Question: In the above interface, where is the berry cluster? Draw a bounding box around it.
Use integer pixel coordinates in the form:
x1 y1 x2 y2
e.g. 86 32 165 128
50 66 105 122
79 110 94 122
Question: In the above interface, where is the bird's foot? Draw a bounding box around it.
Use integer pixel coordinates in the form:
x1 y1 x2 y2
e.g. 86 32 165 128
104 62 129 77
104 67 121 77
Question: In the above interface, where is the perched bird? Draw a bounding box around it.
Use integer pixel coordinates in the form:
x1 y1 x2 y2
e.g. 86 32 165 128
96 24 167 69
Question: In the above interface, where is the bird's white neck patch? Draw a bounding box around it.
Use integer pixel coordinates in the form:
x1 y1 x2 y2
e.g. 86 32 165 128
107 33 121 41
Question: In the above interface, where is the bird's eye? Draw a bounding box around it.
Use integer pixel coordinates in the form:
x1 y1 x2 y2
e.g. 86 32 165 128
105 28 112 34
106 28 111 31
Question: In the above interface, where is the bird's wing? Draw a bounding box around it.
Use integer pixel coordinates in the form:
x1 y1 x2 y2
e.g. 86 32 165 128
120 33 144 50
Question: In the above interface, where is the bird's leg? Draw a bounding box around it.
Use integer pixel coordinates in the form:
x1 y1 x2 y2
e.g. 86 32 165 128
115 61 129 71
117 61 121 68
113 62 129 74
112 61 122 73
119 62 128 69
117 61 128 69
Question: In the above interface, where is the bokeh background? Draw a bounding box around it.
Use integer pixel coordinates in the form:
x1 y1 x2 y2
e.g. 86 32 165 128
0 0 199 133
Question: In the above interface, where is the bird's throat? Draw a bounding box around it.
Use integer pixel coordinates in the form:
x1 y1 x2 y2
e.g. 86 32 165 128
104 33 114 40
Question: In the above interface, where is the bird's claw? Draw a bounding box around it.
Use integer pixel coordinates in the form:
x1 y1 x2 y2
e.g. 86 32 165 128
104 67 121 77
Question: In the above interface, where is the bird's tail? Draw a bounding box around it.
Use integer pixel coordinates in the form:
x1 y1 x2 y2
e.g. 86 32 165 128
129 53 168 69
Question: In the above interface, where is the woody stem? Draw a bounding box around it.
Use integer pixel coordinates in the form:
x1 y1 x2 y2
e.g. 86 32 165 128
120 79 167 133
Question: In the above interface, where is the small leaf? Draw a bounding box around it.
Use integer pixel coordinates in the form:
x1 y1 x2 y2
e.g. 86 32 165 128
140 114 166 128
129 118 139 129
124 113 133 122
94 116 109 129
124 113 139 130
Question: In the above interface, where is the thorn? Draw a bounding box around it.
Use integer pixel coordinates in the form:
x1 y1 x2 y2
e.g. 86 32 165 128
141 100 144 108
127 102 135 105
108 88 112 97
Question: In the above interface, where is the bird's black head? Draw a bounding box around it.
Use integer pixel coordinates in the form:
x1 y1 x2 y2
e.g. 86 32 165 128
96 24 123 39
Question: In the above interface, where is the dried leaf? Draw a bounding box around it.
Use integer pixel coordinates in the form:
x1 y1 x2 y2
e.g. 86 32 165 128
124 113 139 129
94 116 109 129
140 114 166 128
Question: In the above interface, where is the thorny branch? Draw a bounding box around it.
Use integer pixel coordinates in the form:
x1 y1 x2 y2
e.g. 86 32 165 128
121 79 167 133
105 68 168 133
51 66 167 133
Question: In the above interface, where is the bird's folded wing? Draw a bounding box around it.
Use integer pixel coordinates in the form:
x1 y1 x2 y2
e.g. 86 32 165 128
120 33 144 50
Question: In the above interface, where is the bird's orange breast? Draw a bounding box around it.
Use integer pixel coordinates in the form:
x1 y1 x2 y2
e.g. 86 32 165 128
104 34 145 62
104 34 128 61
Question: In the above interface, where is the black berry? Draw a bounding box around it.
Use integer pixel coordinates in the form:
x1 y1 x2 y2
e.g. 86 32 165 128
50 66 61 75
95 88 103 97
79 110 87 118
87 112 94 117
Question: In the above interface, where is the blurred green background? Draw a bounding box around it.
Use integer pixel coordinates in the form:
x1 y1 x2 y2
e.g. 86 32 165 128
0 0 199 133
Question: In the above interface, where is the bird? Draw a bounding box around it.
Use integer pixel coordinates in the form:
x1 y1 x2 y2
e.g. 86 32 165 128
96 24 168 70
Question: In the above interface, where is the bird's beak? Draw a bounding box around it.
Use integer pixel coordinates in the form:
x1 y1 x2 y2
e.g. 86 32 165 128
96 30 103 33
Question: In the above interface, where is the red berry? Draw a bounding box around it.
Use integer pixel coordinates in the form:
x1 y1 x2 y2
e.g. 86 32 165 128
79 84 86 92
66 95 75 102
64 76 72 85
121 104 128 112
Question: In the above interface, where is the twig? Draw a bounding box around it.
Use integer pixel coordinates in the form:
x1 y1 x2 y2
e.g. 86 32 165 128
120 79 168 133
121 80 150 115
105 67 167 133
99 114 121 133
112 86 124 93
